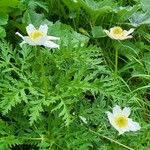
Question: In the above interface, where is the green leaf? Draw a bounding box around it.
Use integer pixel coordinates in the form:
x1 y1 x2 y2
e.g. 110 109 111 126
114 5 140 22
0 26 6 38
63 0 114 22
79 0 114 21
22 9 52 27
29 100 44 125
51 98 72 126
61 0 81 11
0 0 19 8
0 136 21 150
28 0 49 12
0 12 8 25
49 21 89 47
22 9 44 25
91 26 106 38
129 11 150 27
140 0 150 12
143 52 150 74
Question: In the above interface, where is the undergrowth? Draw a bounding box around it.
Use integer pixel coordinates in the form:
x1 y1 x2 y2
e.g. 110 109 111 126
0 0 150 149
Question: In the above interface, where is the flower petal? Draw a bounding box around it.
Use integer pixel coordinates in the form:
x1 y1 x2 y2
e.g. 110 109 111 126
39 24 48 35
26 24 36 35
106 111 114 123
115 35 132 40
44 41 59 49
47 36 60 40
23 36 36 46
113 105 122 116
127 28 134 35
123 28 134 37
34 36 48 45
16 32 24 39
106 112 117 128
123 35 133 40
104 29 109 35
122 107 131 117
128 119 141 132
104 30 115 39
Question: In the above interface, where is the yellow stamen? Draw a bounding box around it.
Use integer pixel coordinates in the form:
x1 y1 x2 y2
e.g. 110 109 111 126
111 27 123 36
115 115 128 128
29 30 43 41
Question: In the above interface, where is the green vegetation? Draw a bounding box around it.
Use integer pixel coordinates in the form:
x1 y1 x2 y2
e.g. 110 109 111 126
0 0 149 149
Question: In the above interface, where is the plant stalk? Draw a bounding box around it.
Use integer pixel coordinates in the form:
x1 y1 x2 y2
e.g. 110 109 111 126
37 47 48 98
89 129 134 150
114 47 118 79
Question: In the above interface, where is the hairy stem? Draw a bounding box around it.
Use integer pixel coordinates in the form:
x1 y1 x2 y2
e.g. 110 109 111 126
114 47 118 79
89 129 134 150
38 47 48 98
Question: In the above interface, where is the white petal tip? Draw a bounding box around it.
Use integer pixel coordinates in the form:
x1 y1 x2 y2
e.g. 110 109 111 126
106 111 111 116
122 107 131 117
48 36 60 41
129 28 135 32
118 132 124 135
132 122 141 131
113 105 121 110
104 29 108 33
16 32 24 39
28 23 34 27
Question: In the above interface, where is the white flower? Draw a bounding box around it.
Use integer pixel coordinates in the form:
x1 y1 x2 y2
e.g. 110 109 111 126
104 26 134 40
16 24 60 48
106 105 140 135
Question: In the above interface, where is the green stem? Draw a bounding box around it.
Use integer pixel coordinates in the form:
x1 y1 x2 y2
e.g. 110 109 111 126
89 129 134 150
38 47 48 98
114 47 118 79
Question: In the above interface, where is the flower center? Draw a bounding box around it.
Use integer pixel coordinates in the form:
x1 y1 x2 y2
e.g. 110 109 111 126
114 115 128 128
29 31 43 41
111 27 123 36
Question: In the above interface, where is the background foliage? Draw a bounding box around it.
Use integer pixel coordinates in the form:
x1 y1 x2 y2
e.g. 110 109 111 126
0 0 150 149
